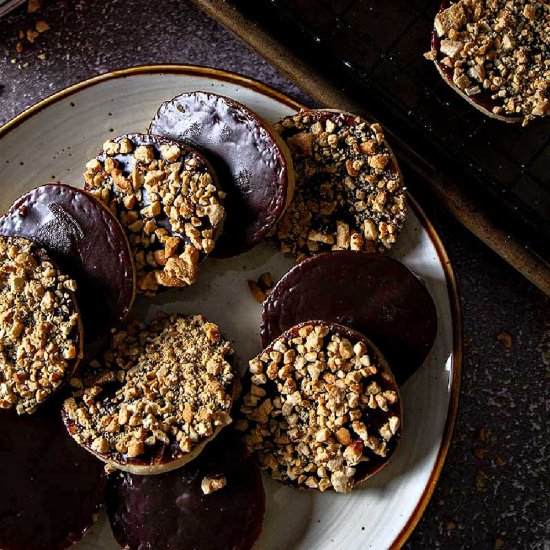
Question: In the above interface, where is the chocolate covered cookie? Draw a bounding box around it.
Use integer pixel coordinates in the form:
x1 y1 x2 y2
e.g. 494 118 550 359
0 402 106 550
106 430 265 550
63 314 237 474
261 251 437 385
149 91 294 258
426 0 549 123
238 321 401 493
83 133 225 295
0 184 135 353
274 110 406 261
0 236 82 414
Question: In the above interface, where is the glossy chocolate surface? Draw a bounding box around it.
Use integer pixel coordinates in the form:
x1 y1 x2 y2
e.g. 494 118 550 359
0 401 106 550
261 251 438 385
106 430 265 550
149 91 290 257
0 184 135 352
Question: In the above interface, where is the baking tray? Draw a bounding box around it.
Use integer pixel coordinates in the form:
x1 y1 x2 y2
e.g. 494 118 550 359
195 0 550 295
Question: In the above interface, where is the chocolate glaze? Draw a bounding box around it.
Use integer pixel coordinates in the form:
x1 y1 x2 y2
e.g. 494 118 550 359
0 184 135 354
0 401 106 550
431 0 518 120
149 91 291 257
106 430 265 550
261 251 437 385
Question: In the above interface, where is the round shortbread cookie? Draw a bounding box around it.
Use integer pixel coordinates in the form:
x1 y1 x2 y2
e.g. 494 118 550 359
63 313 237 474
0 235 82 414
273 110 406 261
83 133 225 295
238 321 401 493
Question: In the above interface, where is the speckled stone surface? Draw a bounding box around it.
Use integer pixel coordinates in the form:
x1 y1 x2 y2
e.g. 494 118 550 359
0 1 548 548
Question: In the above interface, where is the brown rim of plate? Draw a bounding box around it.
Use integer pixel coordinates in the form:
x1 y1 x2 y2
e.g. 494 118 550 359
0 65 463 549
430 0 522 124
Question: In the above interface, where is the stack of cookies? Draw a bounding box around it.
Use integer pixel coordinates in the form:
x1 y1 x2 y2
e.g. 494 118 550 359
0 91 438 550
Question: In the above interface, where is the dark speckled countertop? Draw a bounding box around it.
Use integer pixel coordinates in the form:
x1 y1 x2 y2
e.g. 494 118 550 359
0 1 548 548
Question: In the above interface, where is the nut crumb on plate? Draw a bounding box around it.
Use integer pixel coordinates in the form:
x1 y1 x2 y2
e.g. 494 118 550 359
248 272 274 303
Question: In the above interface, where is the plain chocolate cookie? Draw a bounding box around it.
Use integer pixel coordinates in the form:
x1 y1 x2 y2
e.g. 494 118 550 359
106 430 265 550
0 401 106 550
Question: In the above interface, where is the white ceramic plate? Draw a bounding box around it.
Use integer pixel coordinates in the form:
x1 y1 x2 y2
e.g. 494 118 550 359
0 66 461 550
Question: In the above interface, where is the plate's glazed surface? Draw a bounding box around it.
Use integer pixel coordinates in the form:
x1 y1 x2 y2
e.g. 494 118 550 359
0 65 461 550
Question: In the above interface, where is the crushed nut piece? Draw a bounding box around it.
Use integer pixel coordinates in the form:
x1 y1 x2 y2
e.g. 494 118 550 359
475 469 487 491
248 272 274 303
248 280 266 303
201 474 227 494
496 331 513 349
35 21 49 33
27 0 41 12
